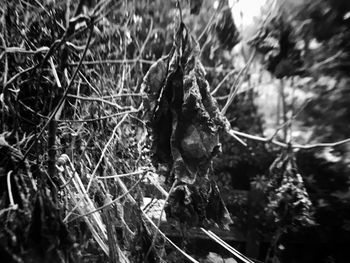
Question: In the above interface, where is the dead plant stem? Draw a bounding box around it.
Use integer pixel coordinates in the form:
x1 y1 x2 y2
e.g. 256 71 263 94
221 49 256 115
85 113 128 192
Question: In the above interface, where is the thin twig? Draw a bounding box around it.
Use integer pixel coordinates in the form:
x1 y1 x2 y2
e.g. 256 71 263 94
221 49 256 115
17 100 49 119
101 93 144 99
68 58 155 66
68 175 144 223
0 29 8 132
227 129 248 147
0 46 50 54
138 17 153 58
268 90 311 142
230 129 350 149
58 167 76 189
96 170 145 179
176 0 183 23
78 71 102 95
205 66 237 72
201 228 254 263
294 138 350 149
70 59 236 73
0 205 18 216
73 78 81 119
211 68 237 95
145 181 177 259
198 8 218 42
66 94 132 110
146 173 169 198
279 79 288 141
143 213 199 263
65 0 70 28
7 171 15 207
310 50 343 70
33 0 65 30
85 113 129 192
289 78 296 144
91 0 113 17
57 109 140 123
4 65 36 87
49 57 62 88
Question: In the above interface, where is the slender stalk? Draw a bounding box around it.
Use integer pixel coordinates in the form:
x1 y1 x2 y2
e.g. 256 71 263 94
230 129 350 149
279 78 288 141
221 49 256 115
143 213 199 263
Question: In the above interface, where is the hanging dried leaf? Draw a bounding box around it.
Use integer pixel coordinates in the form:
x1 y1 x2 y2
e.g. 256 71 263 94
215 5 240 50
267 152 315 228
248 16 304 78
190 0 203 15
142 23 232 228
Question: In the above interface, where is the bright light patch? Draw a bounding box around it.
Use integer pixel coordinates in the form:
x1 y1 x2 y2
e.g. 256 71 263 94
213 0 219 10
344 11 350 20
231 0 267 26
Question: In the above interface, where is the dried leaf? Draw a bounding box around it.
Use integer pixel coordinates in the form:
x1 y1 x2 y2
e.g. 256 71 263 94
142 23 232 228
267 152 315 227
190 0 203 15
248 16 304 78
215 5 240 50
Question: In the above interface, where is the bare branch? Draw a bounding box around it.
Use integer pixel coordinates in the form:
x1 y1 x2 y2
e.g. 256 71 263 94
7 171 16 207
0 46 50 54
211 68 237 95
96 170 145 179
58 109 140 123
66 94 132 110
230 130 350 150
68 175 144 223
221 49 256 115
143 213 200 263
85 113 129 192
68 59 155 66
201 228 254 263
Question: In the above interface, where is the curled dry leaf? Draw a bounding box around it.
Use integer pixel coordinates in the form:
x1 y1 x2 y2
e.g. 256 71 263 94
190 0 203 15
142 23 232 228
215 5 240 50
267 152 315 227
248 16 304 78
